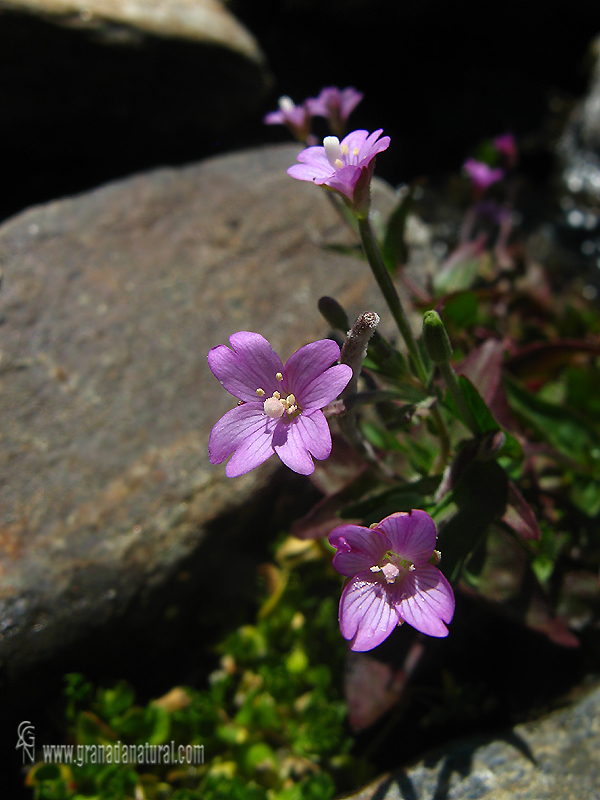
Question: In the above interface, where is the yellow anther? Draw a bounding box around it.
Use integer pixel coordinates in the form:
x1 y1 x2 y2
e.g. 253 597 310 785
286 394 296 406
341 144 349 155
273 391 281 400
353 147 359 156
256 388 265 396
334 158 344 169
276 372 283 381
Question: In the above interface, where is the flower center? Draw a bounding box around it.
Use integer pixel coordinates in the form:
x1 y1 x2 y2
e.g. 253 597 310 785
369 550 414 584
256 381 301 421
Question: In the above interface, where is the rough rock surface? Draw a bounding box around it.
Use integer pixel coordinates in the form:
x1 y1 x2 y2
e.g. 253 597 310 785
344 682 600 800
0 142 432 676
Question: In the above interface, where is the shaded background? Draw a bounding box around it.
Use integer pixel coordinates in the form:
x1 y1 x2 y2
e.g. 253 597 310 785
0 0 599 222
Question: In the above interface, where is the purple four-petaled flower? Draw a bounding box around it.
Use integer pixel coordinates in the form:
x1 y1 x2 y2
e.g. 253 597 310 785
329 510 455 652
208 332 352 477
287 129 390 214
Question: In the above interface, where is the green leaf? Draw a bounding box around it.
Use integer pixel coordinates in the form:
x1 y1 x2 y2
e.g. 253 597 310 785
340 476 441 525
504 375 600 469
446 375 499 435
438 460 509 584
444 291 479 329
365 331 408 380
445 375 522 458
569 476 600 517
382 187 415 270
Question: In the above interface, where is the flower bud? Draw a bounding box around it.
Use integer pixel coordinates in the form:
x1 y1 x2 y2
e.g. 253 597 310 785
422 310 453 366
318 296 350 332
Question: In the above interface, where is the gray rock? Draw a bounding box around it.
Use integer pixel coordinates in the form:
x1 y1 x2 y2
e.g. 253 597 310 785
0 143 414 676
343 682 600 800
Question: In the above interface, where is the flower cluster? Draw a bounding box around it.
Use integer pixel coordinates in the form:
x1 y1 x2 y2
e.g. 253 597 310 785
264 86 363 142
329 511 455 651
207 332 352 477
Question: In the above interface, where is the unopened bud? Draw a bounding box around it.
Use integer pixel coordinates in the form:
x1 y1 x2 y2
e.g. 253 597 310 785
341 311 381 392
318 296 350 332
422 310 453 365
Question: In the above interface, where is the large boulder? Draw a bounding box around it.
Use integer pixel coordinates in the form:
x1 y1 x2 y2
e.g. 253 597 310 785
0 143 423 678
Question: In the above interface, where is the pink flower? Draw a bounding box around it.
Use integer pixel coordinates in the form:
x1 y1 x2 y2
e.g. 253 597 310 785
264 95 313 143
287 129 390 214
329 510 455 652
307 86 364 137
463 158 504 192
208 332 352 477
493 133 517 169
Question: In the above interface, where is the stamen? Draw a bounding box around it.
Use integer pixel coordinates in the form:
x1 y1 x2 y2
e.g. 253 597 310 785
276 372 283 381
341 144 349 155
324 136 343 168
256 388 265 397
352 147 359 156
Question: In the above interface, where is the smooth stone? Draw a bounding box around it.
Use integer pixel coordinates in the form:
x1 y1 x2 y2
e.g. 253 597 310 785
345 682 600 800
0 0 264 61
0 142 432 677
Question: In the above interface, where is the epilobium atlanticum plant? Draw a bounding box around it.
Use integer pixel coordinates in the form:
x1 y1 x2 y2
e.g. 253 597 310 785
208 332 352 477
329 511 455 651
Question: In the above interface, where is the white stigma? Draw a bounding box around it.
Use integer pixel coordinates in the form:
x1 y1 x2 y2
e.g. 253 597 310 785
278 95 295 113
324 136 343 168
264 396 285 419
381 562 400 584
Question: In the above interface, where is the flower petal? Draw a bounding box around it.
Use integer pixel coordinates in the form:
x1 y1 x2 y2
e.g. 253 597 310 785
299 364 352 410
209 403 277 477
329 525 390 576
208 332 283 402
287 147 334 183
394 564 455 637
339 573 401 652
324 164 362 201
377 510 437 565
271 417 315 475
283 339 347 403
292 410 332 461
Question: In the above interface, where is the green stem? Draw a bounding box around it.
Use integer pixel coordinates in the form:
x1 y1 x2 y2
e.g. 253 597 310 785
438 361 480 436
357 215 428 384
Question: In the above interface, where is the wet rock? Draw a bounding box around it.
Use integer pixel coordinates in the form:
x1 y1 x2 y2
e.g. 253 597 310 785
0 143 423 677
347 682 600 800
558 33 600 200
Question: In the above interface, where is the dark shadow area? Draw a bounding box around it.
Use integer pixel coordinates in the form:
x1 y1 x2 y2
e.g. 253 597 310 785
1 467 322 799
1 1 599 222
